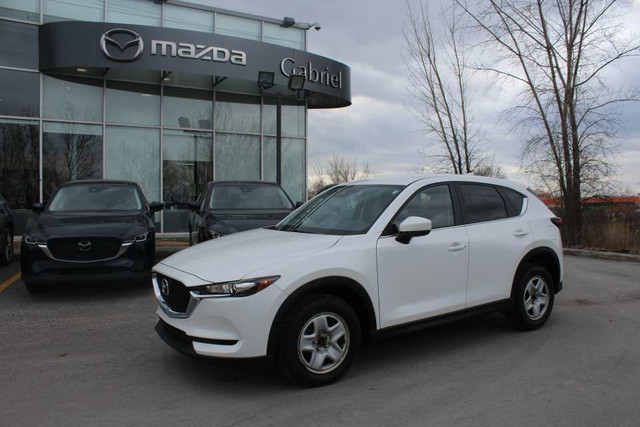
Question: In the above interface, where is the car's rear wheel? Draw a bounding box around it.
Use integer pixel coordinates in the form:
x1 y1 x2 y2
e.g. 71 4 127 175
0 227 13 266
274 293 361 386
508 264 555 330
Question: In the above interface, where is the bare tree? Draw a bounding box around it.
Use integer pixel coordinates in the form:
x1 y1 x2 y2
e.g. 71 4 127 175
308 154 376 198
405 0 496 175
457 0 640 244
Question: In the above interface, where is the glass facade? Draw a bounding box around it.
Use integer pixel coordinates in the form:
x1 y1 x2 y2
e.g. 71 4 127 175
0 1 310 234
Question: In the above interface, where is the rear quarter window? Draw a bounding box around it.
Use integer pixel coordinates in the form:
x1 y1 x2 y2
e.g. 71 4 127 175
502 188 526 215
460 184 508 224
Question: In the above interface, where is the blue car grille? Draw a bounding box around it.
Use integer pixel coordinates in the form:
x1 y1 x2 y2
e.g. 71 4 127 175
47 237 122 261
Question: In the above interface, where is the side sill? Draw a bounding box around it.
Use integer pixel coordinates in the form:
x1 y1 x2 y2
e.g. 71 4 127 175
374 299 512 340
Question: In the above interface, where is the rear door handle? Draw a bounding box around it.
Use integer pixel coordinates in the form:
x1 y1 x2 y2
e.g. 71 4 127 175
513 229 529 237
448 243 466 252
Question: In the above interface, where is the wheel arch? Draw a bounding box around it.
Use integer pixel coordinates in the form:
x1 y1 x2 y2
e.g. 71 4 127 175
267 276 377 357
512 247 561 296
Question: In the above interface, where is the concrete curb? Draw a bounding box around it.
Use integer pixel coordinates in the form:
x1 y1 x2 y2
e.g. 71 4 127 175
563 248 640 263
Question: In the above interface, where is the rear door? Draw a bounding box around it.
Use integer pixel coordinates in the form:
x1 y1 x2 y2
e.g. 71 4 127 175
376 184 469 327
457 183 533 307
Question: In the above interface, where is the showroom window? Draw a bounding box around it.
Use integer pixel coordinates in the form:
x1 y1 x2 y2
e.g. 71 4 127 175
263 22 305 49
163 4 213 33
163 87 213 130
107 0 161 26
44 0 104 23
215 14 261 41
162 129 213 232
106 81 160 126
0 69 39 117
42 122 103 201
215 93 260 134
0 21 39 69
105 126 160 204
263 99 306 137
263 137 306 203
43 75 103 123
0 118 39 208
0 0 39 23
215 133 260 181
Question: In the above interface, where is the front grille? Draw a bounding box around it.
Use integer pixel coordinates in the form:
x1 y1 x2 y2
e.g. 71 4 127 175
156 274 191 313
48 237 122 262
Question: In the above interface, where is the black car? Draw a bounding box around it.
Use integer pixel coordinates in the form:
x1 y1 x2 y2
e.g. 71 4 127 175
21 180 163 292
188 181 298 245
0 193 14 266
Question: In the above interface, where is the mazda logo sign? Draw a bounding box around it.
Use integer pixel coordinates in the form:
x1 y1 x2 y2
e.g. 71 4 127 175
100 28 144 62
77 241 92 252
160 278 170 296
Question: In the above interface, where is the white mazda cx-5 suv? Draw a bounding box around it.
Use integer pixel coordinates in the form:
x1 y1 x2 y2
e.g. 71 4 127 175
153 175 563 386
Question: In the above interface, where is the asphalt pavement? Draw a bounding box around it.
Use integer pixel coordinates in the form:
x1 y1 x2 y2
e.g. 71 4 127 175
0 256 639 427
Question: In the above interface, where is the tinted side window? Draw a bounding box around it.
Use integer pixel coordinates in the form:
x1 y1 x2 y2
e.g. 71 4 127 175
503 188 525 215
394 185 455 230
460 184 507 224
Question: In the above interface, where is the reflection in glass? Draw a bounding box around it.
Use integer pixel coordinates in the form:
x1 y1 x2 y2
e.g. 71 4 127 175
262 137 306 202
42 75 103 122
215 134 260 181
44 0 104 22
163 87 212 129
0 69 39 117
263 22 305 49
107 0 161 26
0 21 39 69
105 126 160 203
215 93 260 134
0 119 39 208
163 130 213 232
106 81 160 126
43 122 103 201
164 4 213 32
263 100 306 137
0 0 39 22
215 14 260 41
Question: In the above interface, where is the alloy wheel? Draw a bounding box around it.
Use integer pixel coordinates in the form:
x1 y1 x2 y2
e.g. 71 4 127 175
524 276 549 320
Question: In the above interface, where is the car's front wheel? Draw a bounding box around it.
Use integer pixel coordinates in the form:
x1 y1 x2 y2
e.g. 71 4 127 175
274 293 361 386
508 264 555 330
0 227 13 266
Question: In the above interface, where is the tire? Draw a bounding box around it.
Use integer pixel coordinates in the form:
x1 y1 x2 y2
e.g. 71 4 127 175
508 264 555 331
274 293 361 387
25 281 49 293
0 227 13 266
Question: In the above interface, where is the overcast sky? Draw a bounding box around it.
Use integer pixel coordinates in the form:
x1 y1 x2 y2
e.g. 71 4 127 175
202 0 640 194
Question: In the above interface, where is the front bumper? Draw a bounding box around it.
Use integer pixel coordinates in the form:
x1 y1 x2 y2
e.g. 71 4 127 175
20 240 154 284
153 268 287 359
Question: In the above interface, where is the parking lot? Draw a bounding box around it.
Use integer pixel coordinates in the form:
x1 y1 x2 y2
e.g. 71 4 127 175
0 255 638 427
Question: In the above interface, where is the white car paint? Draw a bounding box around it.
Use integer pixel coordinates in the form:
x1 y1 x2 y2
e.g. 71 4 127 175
154 174 562 358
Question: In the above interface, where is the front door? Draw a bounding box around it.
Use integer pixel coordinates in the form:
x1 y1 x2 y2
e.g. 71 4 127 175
376 184 469 328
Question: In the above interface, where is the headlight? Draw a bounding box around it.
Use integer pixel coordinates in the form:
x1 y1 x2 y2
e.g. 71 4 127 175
205 229 225 239
23 235 46 245
124 232 148 243
191 276 280 297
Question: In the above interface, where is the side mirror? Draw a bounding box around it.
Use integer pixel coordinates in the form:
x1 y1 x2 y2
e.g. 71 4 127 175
188 201 201 212
295 201 304 208
149 202 164 213
31 202 44 213
396 216 432 244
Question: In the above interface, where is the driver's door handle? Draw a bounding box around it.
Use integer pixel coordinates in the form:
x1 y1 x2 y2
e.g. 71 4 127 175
448 242 466 252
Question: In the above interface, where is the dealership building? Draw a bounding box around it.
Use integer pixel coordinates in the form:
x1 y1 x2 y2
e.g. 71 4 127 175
0 0 350 234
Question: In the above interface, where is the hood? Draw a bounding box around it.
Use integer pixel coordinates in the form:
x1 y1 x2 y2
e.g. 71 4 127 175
206 210 292 234
158 228 341 284
27 212 149 239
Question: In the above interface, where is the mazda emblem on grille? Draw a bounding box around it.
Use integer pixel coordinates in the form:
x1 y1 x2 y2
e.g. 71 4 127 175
77 241 92 252
160 278 170 296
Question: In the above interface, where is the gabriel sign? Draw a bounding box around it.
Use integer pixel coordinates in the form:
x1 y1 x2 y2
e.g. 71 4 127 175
100 28 247 65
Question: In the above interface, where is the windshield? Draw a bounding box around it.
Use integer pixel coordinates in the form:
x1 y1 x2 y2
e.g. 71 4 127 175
48 185 143 212
275 185 404 235
209 184 294 210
